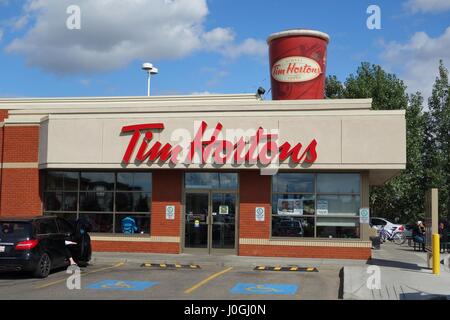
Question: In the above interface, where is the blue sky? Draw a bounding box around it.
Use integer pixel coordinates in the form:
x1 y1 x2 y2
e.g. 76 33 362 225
0 0 449 99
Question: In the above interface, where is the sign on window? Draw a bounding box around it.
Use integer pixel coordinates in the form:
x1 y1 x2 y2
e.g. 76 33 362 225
316 200 328 215
277 199 303 216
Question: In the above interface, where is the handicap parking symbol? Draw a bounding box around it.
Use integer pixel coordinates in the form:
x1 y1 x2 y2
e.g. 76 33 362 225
86 280 158 291
230 283 298 295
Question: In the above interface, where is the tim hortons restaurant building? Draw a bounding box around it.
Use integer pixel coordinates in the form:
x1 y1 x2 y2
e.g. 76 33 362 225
0 30 406 260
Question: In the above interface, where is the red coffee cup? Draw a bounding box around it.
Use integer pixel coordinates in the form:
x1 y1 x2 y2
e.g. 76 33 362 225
267 29 330 100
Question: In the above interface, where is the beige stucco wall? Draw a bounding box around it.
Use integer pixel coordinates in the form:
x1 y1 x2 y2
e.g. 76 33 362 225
3 96 406 185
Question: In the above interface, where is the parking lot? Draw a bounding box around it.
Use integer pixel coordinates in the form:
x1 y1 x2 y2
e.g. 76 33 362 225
0 260 342 300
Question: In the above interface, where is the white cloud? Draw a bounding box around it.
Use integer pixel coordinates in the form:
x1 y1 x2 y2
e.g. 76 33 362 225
202 27 234 50
0 29 3 42
5 0 267 75
223 38 267 59
190 91 215 95
380 27 450 100
79 78 91 86
404 0 450 13
11 15 29 30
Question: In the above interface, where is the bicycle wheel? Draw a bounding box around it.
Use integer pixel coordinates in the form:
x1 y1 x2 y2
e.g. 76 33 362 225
393 232 406 245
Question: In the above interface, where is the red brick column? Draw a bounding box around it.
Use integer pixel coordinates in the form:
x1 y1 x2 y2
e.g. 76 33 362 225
151 171 182 237
0 110 9 122
0 125 41 217
238 171 271 254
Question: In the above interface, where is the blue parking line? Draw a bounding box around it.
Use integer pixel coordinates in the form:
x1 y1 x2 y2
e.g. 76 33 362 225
86 280 159 291
230 283 298 295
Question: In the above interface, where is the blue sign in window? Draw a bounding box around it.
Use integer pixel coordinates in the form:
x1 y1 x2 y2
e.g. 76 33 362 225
86 280 158 291
230 283 298 295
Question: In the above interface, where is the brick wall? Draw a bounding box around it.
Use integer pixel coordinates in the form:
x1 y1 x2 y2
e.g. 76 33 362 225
239 244 371 260
2 126 39 163
151 170 182 240
92 241 179 253
238 171 271 240
0 110 8 122
0 168 41 216
0 125 42 216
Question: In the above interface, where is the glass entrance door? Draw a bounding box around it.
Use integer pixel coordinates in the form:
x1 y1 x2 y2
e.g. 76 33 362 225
184 193 209 249
184 191 237 254
211 193 236 250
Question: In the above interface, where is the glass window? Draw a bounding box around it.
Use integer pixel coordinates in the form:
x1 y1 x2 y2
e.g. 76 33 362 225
44 192 62 211
52 213 77 224
80 172 115 191
79 213 113 233
272 216 315 238
316 217 360 239
116 192 151 213
218 173 238 189
316 195 360 217
272 173 314 193
44 192 78 212
185 173 237 190
56 218 74 234
370 218 387 226
117 172 151 192
317 173 360 194
272 194 315 216
0 222 31 239
45 172 63 190
63 172 79 191
36 219 58 235
44 171 152 235
79 192 114 212
271 173 362 239
45 171 78 191
114 214 150 234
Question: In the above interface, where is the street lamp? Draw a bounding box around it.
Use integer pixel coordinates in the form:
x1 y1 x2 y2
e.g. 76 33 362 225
142 62 158 96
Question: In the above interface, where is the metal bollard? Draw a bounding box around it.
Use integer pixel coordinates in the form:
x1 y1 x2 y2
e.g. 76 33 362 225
432 233 440 275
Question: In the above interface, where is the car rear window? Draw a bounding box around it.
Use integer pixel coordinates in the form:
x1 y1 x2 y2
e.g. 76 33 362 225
0 222 32 240
36 219 58 235
57 218 74 234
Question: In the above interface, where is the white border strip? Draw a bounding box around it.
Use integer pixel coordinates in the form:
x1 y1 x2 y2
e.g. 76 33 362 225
239 238 372 248
91 235 180 243
2 162 39 169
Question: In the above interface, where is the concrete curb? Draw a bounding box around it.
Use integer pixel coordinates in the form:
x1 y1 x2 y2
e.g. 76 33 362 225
342 266 370 300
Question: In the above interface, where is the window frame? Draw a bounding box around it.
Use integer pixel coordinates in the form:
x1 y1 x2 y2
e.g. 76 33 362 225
43 171 152 235
271 172 362 240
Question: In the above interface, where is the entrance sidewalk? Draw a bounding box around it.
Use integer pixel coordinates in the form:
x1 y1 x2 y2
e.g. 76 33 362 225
344 243 450 300
91 252 367 268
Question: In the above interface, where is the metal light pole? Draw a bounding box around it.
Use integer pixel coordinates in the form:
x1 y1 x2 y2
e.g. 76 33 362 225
142 63 158 96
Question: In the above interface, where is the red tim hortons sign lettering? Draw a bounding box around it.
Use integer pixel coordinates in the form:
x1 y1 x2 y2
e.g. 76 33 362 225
121 121 317 166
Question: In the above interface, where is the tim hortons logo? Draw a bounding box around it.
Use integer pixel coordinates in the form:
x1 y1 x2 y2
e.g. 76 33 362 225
121 121 318 166
271 56 322 83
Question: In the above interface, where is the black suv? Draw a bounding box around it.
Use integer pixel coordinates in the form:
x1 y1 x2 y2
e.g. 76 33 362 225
0 216 91 278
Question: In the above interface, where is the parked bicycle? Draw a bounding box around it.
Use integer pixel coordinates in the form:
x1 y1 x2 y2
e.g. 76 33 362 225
379 226 406 245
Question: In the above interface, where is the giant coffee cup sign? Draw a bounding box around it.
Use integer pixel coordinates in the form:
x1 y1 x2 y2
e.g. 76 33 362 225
267 29 330 100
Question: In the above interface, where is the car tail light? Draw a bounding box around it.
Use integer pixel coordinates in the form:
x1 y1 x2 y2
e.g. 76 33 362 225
398 225 404 232
15 239 39 250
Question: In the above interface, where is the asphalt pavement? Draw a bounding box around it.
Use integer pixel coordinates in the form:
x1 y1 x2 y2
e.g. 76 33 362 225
0 259 341 300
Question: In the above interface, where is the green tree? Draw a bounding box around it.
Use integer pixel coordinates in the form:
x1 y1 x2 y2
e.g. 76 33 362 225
344 62 408 110
425 60 450 221
325 75 344 99
403 93 426 221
